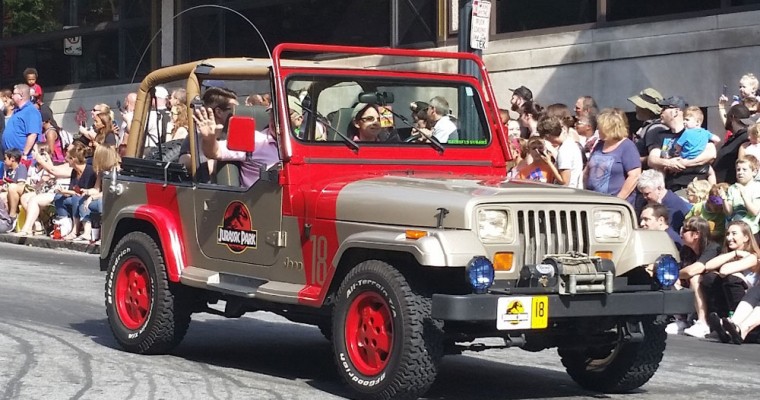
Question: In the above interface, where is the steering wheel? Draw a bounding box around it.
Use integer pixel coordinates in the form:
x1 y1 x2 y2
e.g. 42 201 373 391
404 133 423 143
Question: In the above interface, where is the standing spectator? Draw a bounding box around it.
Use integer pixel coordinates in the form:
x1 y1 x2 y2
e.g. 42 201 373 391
170 88 186 108
2 84 42 166
518 101 543 138
168 105 189 141
0 88 12 153
574 95 598 119
576 113 598 159
629 88 666 165
145 86 170 146
646 96 714 191
119 92 137 148
546 103 581 143
685 181 727 242
537 114 583 188
684 221 759 338
718 73 759 127
636 169 691 233
585 108 641 204
509 85 533 112
639 202 683 250
719 158 760 239
714 104 752 184
39 105 66 164
24 67 43 105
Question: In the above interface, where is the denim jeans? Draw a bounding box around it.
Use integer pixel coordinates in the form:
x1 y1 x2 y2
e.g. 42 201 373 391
82 198 102 226
54 193 85 219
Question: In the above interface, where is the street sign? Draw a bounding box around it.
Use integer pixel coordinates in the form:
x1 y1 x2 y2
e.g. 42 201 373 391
63 26 82 56
470 0 491 50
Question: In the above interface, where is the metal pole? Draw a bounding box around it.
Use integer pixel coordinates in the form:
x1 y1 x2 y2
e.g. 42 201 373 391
457 0 481 76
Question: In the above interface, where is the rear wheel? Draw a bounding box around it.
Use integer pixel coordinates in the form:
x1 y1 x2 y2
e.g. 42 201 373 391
558 317 666 393
105 232 191 354
333 260 443 400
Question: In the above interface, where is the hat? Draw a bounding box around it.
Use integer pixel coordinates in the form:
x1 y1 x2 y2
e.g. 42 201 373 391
740 113 760 126
628 88 663 114
657 96 687 110
509 86 533 101
287 95 302 116
154 86 169 99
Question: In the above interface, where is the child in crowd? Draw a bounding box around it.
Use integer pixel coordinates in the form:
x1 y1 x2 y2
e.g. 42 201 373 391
514 137 558 183
24 67 43 105
738 123 760 165
719 158 760 241
685 181 728 242
1 148 29 229
672 107 720 160
506 137 525 177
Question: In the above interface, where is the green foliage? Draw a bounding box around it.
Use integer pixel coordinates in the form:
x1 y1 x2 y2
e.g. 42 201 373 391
3 0 63 36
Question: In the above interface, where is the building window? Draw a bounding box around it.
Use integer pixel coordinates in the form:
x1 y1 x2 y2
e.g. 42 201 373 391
495 0 597 33
397 0 437 47
607 0 721 21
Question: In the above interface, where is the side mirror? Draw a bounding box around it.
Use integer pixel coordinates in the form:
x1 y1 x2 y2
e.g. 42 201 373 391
227 115 256 153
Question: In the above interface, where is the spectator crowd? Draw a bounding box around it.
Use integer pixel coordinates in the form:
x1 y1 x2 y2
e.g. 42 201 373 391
1 65 759 344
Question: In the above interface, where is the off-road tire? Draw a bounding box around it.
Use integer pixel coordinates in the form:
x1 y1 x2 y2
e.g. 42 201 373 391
332 260 443 400
558 317 666 393
105 231 191 354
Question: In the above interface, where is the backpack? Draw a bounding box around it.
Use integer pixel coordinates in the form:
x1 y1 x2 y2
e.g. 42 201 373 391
59 128 73 148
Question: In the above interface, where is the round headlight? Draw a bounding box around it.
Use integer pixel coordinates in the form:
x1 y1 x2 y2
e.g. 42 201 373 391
466 256 495 294
654 254 679 288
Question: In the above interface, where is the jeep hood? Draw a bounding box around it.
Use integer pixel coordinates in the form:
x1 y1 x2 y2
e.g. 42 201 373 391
313 175 631 229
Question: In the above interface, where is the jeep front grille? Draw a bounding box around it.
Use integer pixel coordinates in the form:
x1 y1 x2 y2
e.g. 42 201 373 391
517 210 589 265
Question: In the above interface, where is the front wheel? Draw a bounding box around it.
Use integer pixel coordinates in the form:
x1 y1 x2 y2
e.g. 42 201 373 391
332 260 443 400
105 231 191 354
558 317 667 393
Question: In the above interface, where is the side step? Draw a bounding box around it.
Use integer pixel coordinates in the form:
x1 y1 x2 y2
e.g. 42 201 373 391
181 267 265 298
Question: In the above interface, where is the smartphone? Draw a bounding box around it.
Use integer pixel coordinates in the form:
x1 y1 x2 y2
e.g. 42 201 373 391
723 84 728 97
190 95 203 109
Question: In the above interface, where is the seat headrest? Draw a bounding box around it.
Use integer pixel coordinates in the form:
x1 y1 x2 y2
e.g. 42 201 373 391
234 105 269 130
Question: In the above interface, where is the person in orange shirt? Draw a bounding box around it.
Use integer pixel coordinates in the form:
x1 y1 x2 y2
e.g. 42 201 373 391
515 137 559 183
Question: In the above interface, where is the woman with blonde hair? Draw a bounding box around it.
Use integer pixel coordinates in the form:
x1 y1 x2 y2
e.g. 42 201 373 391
684 220 760 338
92 103 117 146
76 144 120 242
584 108 641 204
168 105 189 141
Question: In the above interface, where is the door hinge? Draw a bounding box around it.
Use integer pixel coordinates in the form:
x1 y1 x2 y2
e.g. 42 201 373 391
266 231 287 247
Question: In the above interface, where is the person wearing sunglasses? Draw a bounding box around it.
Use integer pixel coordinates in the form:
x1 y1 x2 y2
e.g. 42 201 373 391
348 103 399 143
2 84 42 167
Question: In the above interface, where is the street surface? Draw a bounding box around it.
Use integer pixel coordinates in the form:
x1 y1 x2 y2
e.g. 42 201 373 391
1 242 759 400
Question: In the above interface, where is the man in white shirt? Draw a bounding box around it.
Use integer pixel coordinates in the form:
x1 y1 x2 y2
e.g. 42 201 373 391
537 114 583 188
426 96 457 143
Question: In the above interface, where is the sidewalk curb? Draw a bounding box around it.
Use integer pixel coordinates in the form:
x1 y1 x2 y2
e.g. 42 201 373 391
0 233 100 254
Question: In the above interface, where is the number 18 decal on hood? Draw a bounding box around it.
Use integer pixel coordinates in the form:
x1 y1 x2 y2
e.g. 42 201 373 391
217 201 258 253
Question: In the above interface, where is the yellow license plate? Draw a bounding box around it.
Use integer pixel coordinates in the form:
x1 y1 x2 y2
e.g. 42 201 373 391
496 296 549 330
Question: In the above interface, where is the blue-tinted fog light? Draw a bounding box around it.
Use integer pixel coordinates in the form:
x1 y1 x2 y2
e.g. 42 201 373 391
654 254 678 288
466 256 495 294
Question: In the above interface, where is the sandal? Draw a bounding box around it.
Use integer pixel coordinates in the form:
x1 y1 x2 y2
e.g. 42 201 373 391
722 318 743 345
708 312 730 343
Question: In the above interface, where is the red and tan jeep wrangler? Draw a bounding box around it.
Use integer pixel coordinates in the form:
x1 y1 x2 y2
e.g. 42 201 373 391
101 43 693 400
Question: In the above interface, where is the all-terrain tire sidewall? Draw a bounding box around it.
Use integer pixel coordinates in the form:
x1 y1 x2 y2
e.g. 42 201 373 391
105 231 183 354
558 316 667 393
333 260 441 400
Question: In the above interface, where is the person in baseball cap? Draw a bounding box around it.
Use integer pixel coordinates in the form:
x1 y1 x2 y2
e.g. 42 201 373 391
509 85 533 112
658 96 688 111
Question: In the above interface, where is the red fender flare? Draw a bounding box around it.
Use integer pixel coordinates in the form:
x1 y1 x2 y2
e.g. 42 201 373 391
133 204 187 282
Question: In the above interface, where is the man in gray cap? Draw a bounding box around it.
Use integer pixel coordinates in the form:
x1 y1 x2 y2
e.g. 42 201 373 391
630 87 667 166
647 96 715 191
509 85 533 112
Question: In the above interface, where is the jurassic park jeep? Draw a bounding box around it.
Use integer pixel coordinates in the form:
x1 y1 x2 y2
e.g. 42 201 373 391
101 43 693 400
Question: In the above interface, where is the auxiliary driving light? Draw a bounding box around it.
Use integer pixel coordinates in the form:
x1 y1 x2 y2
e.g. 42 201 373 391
654 254 679 288
466 256 495 294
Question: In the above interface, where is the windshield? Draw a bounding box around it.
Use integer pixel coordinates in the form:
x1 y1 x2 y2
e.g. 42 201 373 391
285 75 490 146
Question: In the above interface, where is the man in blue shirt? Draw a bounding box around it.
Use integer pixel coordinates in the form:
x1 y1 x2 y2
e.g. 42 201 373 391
2 84 42 166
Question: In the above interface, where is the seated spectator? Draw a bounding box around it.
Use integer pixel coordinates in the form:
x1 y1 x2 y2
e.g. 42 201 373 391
666 216 722 335
639 203 683 250
636 169 691 233
685 182 728 242
585 108 641 204
709 285 760 344
514 137 559 183
537 114 583 188
718 158 760 240
53 142 96 240
12 143 56 235
77 144 120 242
1 148 29 228
684 221 759 338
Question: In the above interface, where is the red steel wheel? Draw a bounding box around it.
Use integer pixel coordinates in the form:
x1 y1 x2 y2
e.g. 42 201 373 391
345 291 393 376
115 257 152 330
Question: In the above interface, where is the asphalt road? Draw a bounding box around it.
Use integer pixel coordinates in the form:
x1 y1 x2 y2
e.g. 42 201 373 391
1 242 759 400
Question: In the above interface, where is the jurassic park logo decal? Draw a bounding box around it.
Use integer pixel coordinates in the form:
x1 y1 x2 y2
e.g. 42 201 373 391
217 201 257 253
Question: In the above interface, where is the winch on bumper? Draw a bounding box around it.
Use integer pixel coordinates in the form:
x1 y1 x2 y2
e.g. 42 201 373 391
433 252 695 328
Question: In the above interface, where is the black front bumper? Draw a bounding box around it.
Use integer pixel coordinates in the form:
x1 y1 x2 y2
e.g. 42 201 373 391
431 289 694 321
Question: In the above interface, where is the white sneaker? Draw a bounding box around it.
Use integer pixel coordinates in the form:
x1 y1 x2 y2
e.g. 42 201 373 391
684 321 710 338
666 320 690 335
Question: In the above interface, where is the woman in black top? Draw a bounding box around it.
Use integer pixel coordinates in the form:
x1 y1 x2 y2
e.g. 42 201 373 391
52 142 97 240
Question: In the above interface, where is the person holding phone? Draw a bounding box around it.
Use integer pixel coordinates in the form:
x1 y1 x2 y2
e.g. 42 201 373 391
514 137 560 183
718 74 759 127
52 142 96 240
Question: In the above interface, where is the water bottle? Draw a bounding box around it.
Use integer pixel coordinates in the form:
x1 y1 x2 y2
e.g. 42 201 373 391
52 223 62 240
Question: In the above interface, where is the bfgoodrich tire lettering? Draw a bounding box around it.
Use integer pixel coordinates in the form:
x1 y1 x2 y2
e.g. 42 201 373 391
105 231 190 354
333 260 443 400
558 317 667 393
